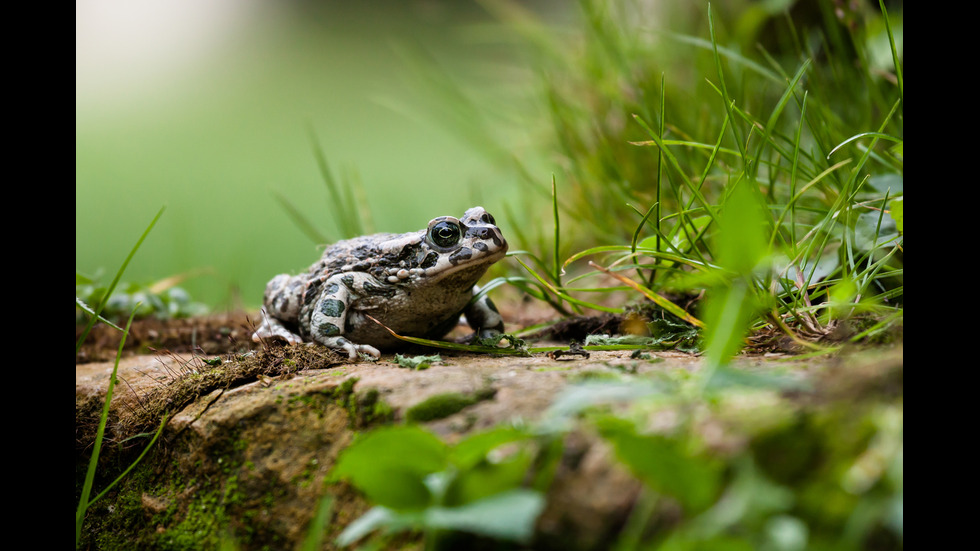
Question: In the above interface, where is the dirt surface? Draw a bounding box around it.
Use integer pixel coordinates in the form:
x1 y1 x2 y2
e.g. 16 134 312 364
75 312 902 550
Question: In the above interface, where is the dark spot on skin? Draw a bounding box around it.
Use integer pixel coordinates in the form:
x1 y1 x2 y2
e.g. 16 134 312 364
304 285 320 305
363 282 396 298
473 242 488 252
319 299 346 318
341 275 355 288
449 247 472 266
318 322 341 337
420 252 439 269
382 243 419 267
465 227 490 239
324 282 339 295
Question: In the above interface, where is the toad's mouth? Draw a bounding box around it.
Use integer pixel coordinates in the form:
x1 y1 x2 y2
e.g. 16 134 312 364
420 244 508 284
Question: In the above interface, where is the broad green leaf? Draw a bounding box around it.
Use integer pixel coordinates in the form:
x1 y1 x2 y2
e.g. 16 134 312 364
450 426 531 469
332 426 449 509
336 490 546 546
444 449 533 506
704 365 811 392
703 181 769 369
542 381 664 432
716 179 769 277
702 279 757 370
424 489 545 543
335 506 416 547
596 417 723 512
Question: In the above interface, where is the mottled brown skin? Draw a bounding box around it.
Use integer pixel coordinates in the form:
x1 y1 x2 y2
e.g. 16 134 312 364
252 206 508 358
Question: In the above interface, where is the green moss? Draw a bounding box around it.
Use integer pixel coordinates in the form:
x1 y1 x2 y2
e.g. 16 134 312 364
327 377 395 428
570 369 624 383
79 421 263 550
405 388 497 423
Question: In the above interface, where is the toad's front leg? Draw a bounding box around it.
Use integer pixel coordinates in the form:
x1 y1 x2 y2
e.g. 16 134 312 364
463 286 505 343
309 273 382 359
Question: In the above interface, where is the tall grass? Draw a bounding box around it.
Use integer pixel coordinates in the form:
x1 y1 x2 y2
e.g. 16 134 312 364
465 0 903 360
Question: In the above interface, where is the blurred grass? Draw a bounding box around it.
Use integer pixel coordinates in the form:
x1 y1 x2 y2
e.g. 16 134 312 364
76 2 539 310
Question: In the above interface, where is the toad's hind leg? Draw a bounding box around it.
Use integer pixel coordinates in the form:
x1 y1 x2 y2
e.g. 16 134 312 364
309 273 382 360
252 274 305 344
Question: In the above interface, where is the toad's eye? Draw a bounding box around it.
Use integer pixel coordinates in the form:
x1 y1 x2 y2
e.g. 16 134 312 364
429 220 462 249
480 212 495 225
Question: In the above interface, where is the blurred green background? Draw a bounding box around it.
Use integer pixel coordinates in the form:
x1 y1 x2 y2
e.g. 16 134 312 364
76 0 555 310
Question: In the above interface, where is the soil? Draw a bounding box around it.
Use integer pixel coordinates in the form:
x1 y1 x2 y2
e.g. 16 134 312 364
75 311 903 550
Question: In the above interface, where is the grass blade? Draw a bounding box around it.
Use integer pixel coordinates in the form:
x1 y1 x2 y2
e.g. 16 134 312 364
879 0 903 105
273 191 329 244
365 315 531 355
76 306 140 546
551 175 561 285
75 297 124 332
76 206 165 354
88 413 169 508
707 4 745 164
515 256 623 313
589 261 704 328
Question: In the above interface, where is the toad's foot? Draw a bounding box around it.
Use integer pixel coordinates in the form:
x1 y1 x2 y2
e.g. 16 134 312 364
321 337 381 360
252 310 303 345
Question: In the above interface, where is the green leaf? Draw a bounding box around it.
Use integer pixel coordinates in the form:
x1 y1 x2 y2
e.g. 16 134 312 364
542 381 664 432
424 489 545 543
450 426 531 469
716 179 768 277
336 490 546 546
596 417 723 513
335 506 411 547
702 279 756 370
445 449 533 506
332 426 449 509
394 353 442 370
702 180 769 370
704 365 811 392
